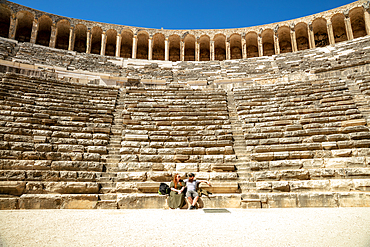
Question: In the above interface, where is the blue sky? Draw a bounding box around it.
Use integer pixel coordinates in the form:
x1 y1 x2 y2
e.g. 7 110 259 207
12 0 354 30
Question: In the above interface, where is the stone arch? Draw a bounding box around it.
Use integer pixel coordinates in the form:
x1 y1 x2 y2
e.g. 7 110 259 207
74 24 87 53
105 29 117 56
295 22 309 51
152 33 165 60
245 32 259 58
137 31 149 59
278 26 292 54
91 26 102 55
120 29 133 58
312 18 329 47
0 5 11 38
230 33 242 59
214 34 226 61
199 35 210 61
55 19 70 50
169 34 180 62
331 13 347 43
15 11 34 42
184 34 195 61
35 15 52 46
262 29 274 56
350 7 367 39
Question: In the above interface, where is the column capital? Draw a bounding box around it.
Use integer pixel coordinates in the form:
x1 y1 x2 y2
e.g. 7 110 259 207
241 32 246 38
290 23 295 31
343 9 350 18
308 22 313 31
258 28 263 36
273 24 279 34
363 2 370 12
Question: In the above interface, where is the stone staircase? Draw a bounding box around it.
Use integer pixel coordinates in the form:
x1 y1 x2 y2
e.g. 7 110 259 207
98 90 126 203
346 75 370 121
226 90 251 182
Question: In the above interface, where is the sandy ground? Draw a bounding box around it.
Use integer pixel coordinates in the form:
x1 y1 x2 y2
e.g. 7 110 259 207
0 208 370 247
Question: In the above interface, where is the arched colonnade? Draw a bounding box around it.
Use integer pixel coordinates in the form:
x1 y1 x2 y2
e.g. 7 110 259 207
1 3 370 61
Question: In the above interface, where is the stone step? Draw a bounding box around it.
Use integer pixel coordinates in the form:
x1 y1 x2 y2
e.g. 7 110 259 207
100 187 116 194
98 177 117 182
99 172 118 178
105 159 120 164
106 154 121 158
99 194 118 200
95 200 118 209
107 144 121 148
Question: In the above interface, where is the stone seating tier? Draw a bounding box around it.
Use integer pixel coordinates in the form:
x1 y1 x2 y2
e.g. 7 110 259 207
2 72 370 209
232 78 370 163
0 73 118 170
119 86 235 167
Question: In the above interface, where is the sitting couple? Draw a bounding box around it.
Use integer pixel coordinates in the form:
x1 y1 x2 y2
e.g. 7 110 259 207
168 173 211 210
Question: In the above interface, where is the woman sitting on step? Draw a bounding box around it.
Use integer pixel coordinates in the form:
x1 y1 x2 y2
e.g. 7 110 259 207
168 174 186 209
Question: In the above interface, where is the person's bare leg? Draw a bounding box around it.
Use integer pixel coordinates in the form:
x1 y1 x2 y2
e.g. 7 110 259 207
192 196 199 207
187 197 193 208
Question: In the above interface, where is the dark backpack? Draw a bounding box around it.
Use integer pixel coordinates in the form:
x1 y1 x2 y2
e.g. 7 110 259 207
158 183 170 195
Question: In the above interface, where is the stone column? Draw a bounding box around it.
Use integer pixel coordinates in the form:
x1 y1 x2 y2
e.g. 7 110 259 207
86 29 92 54
241 33 247 59
180 39 184 61
165 37 169 61
290 23 298 52
210 40 215 61
100 31 106 56
68 26 75 51
258 31 263 57
8 15 17 39
226 38 231 60
49 24 57 48
195 38 200 61
343 10 354 40
148 36 152 60
132 35 137 58
30 19 38 44
362 3 370 35
327 21 335 45
274 26 280 55
116 34 122 57
308 22 315 49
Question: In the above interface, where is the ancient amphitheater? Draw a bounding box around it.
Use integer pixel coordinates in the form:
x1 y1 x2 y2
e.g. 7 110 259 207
1 0 370 210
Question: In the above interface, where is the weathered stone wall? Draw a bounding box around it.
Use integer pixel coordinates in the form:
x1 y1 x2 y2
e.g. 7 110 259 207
1 34 370 86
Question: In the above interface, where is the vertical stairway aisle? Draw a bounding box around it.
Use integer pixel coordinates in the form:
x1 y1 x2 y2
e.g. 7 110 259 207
96 89 127 208
226 90 251 182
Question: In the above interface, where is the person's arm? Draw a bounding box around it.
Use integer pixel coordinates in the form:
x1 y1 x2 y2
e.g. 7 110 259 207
170 182 185 194
198 180 211 186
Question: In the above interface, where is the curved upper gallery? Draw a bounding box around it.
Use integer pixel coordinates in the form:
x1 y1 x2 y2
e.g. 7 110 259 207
0 1 369 62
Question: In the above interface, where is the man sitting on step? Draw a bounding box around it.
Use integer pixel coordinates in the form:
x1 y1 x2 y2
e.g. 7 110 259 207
184 173 211 210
